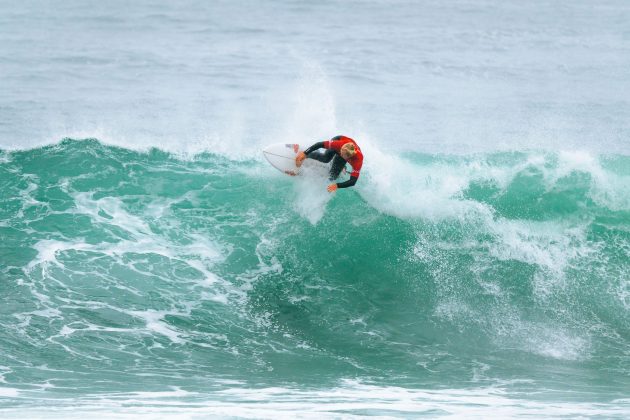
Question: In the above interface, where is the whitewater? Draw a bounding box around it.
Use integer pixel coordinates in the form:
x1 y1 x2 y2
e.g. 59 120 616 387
1 0 629 418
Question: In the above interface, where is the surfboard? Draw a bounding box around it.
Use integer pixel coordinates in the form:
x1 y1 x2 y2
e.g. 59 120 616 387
262 143 348 178
262 143 304 176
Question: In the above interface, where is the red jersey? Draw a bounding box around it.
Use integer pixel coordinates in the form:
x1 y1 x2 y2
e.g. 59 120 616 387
323 136 364 178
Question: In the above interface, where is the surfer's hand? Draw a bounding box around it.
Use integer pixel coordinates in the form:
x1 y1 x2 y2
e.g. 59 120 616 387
295 152 306 167
327 183 338 193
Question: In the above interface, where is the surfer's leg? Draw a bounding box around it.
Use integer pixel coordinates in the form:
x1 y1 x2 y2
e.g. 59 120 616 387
309 149 336 163
329 155 346 180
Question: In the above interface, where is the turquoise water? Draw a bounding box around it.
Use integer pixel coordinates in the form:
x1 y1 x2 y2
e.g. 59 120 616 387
1 139 628 417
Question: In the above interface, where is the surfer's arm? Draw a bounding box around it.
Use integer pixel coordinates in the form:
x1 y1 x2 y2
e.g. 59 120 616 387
296 142 325 166
303 142 326 156
335 158 362 189
336 176 358 189
327 175 357 192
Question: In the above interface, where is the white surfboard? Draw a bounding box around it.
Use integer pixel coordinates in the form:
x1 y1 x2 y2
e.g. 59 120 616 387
262 143 304 176
262 143 348 178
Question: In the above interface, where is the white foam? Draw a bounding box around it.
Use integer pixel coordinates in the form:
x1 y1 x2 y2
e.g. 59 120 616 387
359 147 630 227
0 387 20 397
59 325 75 336
359 145 496 221
526 327 588 360
618 277 630 310
488 219 590 276
536 150 630 211
27 239 90 270
15 177 44 218
25 191 226 300
72 193 152 236
291 170 332 224
128 310 185 344
3 382 626 419
28 308 63 319
202 293 229 305
266 60 338 152
129 387 193 399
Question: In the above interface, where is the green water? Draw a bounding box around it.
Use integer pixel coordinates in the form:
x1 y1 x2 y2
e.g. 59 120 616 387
0 139 628 414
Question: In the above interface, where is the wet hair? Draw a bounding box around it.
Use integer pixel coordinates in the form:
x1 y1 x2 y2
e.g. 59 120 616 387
341 143 356 157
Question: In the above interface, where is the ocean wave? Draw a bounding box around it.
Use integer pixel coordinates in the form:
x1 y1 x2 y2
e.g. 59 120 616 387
1 138 628 402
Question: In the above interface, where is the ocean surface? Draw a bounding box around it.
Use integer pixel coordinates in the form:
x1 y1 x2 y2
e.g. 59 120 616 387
1 0 629 418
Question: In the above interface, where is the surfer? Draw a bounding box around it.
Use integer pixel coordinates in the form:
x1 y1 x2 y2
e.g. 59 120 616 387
295 135 363 192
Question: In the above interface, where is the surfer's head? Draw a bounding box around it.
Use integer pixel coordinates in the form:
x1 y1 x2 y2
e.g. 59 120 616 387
340 143 356 159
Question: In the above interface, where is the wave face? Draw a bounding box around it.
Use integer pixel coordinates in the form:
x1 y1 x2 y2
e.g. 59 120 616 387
1 139 629 415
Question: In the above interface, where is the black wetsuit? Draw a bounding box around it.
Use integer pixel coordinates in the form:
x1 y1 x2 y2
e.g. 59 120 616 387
304 135 363 188
304 142 344 175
